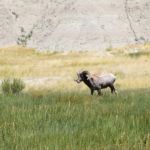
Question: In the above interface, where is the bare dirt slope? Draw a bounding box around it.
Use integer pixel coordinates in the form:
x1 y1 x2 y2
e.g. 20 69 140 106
0 0 150 51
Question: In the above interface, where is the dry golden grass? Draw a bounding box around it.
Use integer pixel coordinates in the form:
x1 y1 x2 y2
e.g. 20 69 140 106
0 44 150 92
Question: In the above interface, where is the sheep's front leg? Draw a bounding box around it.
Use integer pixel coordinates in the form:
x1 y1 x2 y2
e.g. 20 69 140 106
91 89 94 95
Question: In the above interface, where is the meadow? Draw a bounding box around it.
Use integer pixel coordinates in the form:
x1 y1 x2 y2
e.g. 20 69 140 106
0 44 150 150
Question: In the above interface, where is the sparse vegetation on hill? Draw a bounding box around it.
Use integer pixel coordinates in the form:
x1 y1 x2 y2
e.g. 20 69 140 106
0 0 150 50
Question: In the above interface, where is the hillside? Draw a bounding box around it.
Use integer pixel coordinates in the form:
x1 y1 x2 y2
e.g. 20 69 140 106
0 0 150 51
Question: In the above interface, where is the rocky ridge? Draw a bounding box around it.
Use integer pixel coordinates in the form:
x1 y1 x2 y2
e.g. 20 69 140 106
0 0 150 51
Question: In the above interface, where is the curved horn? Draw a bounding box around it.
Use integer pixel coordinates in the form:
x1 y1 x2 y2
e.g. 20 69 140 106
77 69 83 75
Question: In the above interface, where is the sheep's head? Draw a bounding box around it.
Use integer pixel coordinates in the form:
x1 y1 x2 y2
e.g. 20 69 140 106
75 70 90 83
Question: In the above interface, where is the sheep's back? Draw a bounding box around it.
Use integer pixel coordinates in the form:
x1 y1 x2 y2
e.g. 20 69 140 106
97 73 116 86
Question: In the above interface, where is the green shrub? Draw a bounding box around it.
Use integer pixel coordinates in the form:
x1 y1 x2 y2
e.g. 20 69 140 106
11 78 25 94
17 27 33 47
1 79 12 94
1 78 25 95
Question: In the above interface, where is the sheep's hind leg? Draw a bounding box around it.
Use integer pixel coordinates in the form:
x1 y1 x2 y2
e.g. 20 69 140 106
114 86 118 95
97 89 102 96
109 85 117 94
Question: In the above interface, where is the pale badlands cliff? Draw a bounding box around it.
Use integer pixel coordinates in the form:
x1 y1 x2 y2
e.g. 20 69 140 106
0 0 150 51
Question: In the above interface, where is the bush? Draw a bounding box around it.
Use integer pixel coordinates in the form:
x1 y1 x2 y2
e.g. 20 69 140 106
1 78 25 95
17 27 33 47
11 78 25 94
1 79 12 94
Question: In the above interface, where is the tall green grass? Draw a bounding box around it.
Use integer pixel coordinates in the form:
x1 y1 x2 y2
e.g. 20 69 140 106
0 88 150 150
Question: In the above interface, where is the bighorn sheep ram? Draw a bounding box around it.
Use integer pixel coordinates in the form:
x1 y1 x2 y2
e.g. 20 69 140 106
75 70 117 95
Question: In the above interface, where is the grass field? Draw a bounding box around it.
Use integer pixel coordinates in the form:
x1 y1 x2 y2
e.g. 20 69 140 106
0 45 150 149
